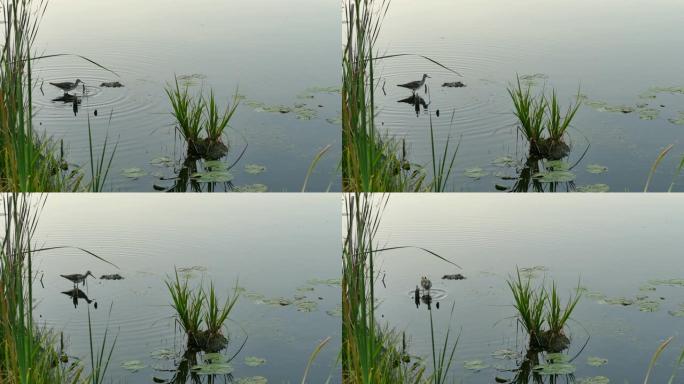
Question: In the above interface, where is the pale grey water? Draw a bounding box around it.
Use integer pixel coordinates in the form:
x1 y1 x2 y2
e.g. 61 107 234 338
366 194 684 382
374 0 684 192
33 0 340 192
31 194 340 383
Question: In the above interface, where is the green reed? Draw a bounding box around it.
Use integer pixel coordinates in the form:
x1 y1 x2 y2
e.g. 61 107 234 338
508 76 546 147
203 281 239 339
204 89 239 145
546 89 580 145
166 77 204 148
545 281 580 340
507 269 546 344
165 270 204 339
343 193 460 383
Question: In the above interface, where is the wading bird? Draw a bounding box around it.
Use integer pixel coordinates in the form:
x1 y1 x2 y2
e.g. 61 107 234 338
60 271 94 287
49 79 83 94
420 276 432 294
397 74 430 94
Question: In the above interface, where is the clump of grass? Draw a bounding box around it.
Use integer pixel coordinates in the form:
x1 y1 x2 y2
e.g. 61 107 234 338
507 269 546 346
166 78 204 150
165 77 239 160
507 268 581 352
165 270 204 342
165 270 239 352
508 75 581 160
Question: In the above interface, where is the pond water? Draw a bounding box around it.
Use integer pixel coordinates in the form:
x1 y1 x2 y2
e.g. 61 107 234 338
33 0 340 192
368 195 684 382
374 0 684 192
32 194 340 383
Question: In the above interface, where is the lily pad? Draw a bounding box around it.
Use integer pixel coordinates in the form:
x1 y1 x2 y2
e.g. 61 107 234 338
307 278 341 286
463 359 489 371
545 160 570 171
638 91 657 99
150 348 174 360
668 304 684 317
244 164 266 174
294 105 317 120
263 297 292 306
234 184 268 192
649 278 684 287
586 164 608 174
203 160 227 170
578 377 610 384
533 362 575 375
650 86 684 95
602 297 634 306
520 73 549 86
491 349 517 359
532 170 576 183
668 112 684 125
546 353 569 362
637 299 660 312
192 362 233 375
191 171 233 183
326 305 343 317
586 356 608 367
121 360 146 372
122 167 146 179
295 300 318 312
464 167 488 179
150 156 173 167
244 356 266 367
492 156 515 167
576 184 610 192
638 107 660 120
519 266 548 278
236 377 268 384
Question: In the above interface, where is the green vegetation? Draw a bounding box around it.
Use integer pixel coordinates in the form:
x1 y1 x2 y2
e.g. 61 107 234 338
342 193 459 383
507 268 581 352
166 77 239 160
0 0 115 192
0 194 114 384
165 270 240 352
508 76 581 160
342 0 457 192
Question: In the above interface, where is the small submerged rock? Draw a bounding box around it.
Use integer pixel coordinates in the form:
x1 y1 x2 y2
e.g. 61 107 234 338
100 274 124 280
442 274 466 280
442 81 466 88
100 81 124 88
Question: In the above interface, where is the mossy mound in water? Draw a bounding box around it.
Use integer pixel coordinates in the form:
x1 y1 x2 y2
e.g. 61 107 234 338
529 138 570 161
529 331 570 353
187 331 229 353
188 139 229 161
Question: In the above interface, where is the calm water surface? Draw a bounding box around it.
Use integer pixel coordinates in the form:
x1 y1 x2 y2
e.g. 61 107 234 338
34 0 340 192
32 194 340 383
369 195 684 382
375 0 684 191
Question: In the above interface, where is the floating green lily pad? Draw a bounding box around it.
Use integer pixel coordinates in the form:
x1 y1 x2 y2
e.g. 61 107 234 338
307 278 341 286
294 105 317 120
545 160 570 171
638 107 660 120
519 266 548 278
638 91 657 99
668 112 684 125
192 362 233 375
121 360 146 372
235 377 268 384
586 164 608 174
150 156 173 167
263 297 292 306
326 116 342 125
520 73 548 86
638 299 660 312
203 160 227 170
533 170 576 183
150 348 174 360
602 297 634 306
491 349 517 359
295 300 318 312
650 86 684 95
177 73 207 86
191 171 233 183
576 184 610 192
546 353 569 362
326 305 343 317
578 376 610 384
586 357 608 367
244 356 266 367
639 285 656 292
234 184 268 192
244 164 266 174
463 359 489 371
533 362 575 375
464 167 489 179
122 167 146 179
649 278 684 287
668 304 684 317
492 156 515 167
297 286 315 292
